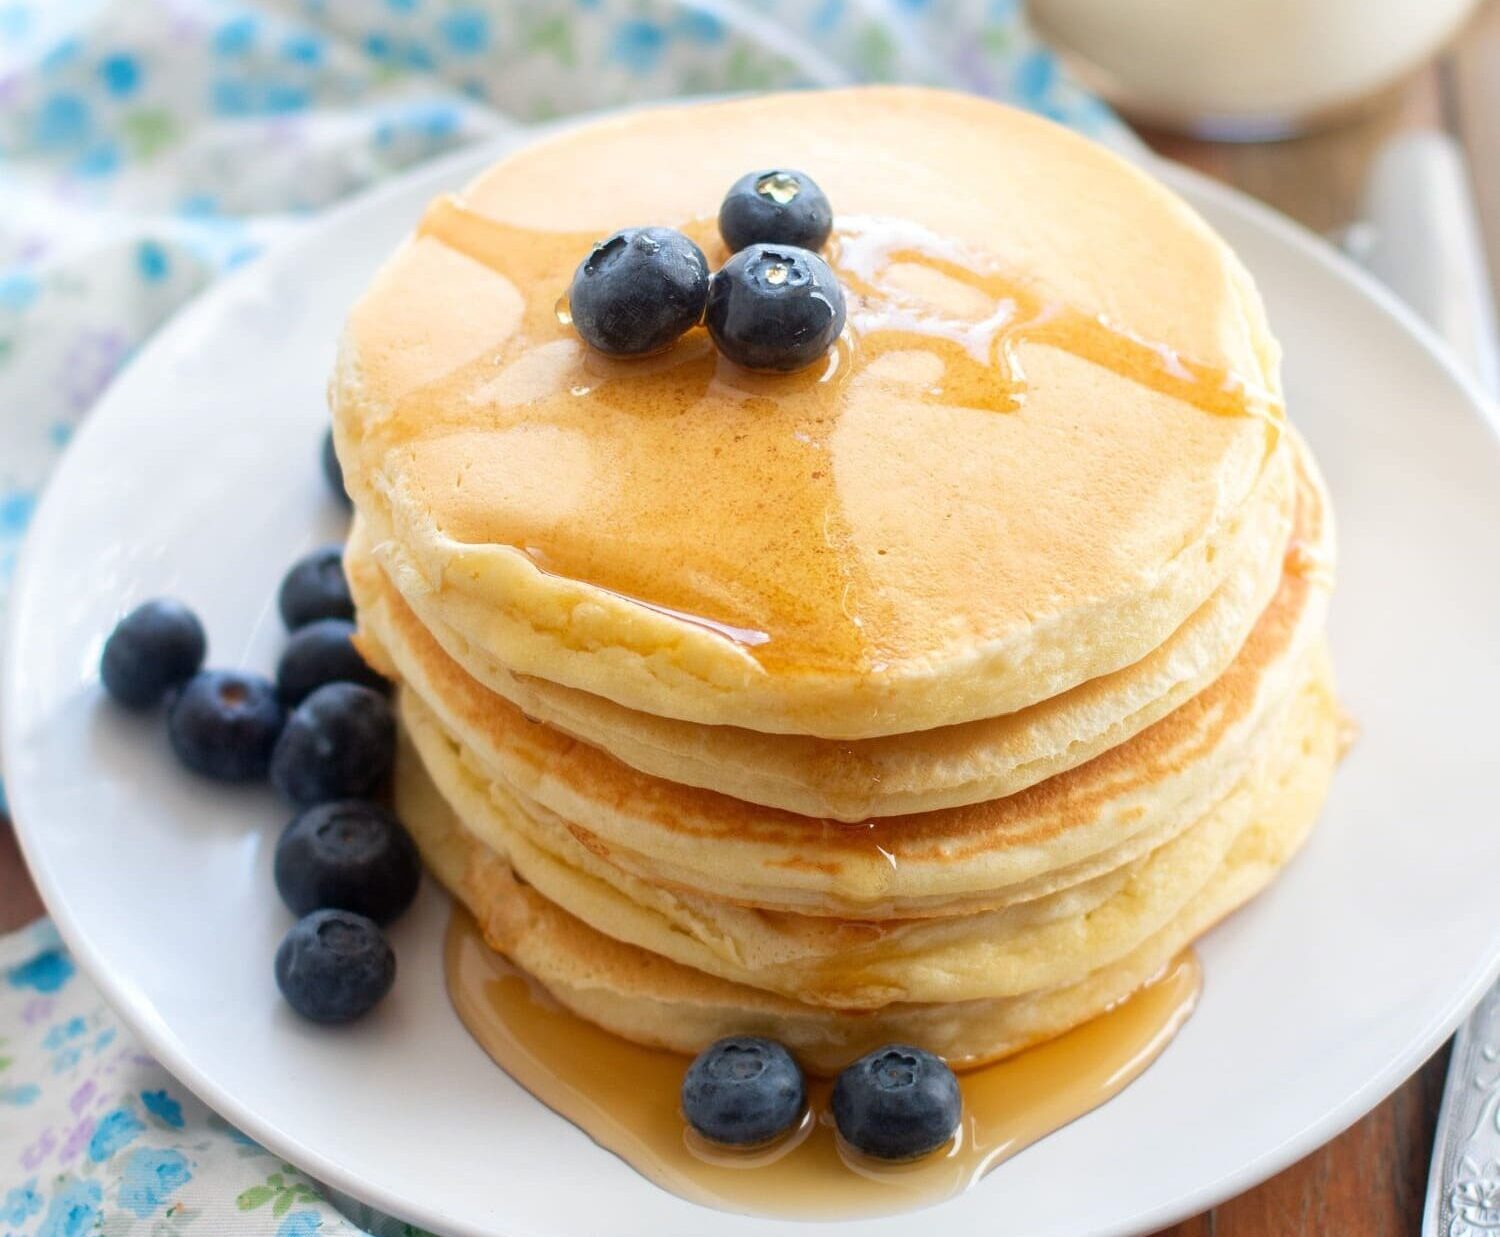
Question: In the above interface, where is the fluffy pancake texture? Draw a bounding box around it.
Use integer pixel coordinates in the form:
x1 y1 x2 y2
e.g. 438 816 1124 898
400 646 1334 1008
352 442 1329 917
333 85 1341 1071
334 86 1286 739
396 658 1336 1071
346 441 1291 820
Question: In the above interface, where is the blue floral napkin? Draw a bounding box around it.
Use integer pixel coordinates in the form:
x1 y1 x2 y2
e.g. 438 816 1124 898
0 3 1123 1233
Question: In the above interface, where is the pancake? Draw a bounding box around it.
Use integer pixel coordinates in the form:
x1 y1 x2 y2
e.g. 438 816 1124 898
396 670 1336 1071
351 440 1331 919
336 85 1343 1081
345 433 1292 820
333 86 1287 739
399 643 1335 1009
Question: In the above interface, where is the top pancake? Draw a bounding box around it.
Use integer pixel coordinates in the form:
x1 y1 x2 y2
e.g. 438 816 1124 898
333 86 1285 738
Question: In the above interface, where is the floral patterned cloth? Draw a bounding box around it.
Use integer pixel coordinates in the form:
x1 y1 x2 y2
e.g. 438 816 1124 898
0 2 1121 1233
1 919 420 1237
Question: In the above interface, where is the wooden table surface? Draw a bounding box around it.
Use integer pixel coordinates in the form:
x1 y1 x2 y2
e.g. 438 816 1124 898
2 6 1497 1230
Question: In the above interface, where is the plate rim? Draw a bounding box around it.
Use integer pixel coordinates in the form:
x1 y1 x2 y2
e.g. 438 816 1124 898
6 119 1500 1237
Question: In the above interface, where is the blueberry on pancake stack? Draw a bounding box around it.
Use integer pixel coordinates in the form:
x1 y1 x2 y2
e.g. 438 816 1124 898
330 87 1338 1076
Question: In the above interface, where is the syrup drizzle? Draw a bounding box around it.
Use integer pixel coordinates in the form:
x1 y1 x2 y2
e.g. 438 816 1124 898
378 196 1282 676
831 215 1284 427
1284 537 1336 589
522 545 771 648
414 197 1285 428
445 908 1202 1220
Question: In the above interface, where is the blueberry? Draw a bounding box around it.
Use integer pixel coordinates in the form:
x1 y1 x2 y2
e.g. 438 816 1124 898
274 800 420 924
167 670 285 782
270 682 395 807
276 618 387 705
278 545 354 631
101 599 206 709
831 1043 961 1161
719 169 832 253
704 244 846 373
569 227 709 357
275 908 395 1023
681 1036 806 1146
322 427 351 508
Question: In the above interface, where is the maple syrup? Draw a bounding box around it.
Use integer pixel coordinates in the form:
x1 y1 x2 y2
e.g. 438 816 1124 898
1284 537 1336 590
365 196 1285 681
445 908 1201 1220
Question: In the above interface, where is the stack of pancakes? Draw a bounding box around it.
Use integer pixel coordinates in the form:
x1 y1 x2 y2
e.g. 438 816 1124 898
332 88 1339 1074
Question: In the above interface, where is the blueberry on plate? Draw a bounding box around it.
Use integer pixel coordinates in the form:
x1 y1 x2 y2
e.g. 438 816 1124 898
831 1043 961 1161
274 799 420 924
278 545 354 631
322 427 351 508
100 598 207 709
681 1036 806 1146
275 908 395 1023
704 244 846 373
270 682 395 807
167 669 285 782
275 618 387 705
719 169 833 253
569 226 709 357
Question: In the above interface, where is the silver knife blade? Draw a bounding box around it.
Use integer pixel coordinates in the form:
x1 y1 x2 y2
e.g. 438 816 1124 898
1347 131 1500 402
1426 986 1500 1237
1344 130 1500 1237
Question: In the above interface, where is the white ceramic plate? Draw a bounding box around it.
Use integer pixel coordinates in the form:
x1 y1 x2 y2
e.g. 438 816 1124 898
7 129 1500 1237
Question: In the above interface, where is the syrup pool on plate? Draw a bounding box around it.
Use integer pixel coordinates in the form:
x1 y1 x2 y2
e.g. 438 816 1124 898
444 908 1201 1220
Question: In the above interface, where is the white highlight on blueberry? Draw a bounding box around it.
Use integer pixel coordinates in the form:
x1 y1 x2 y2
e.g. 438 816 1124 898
756 171 802 205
